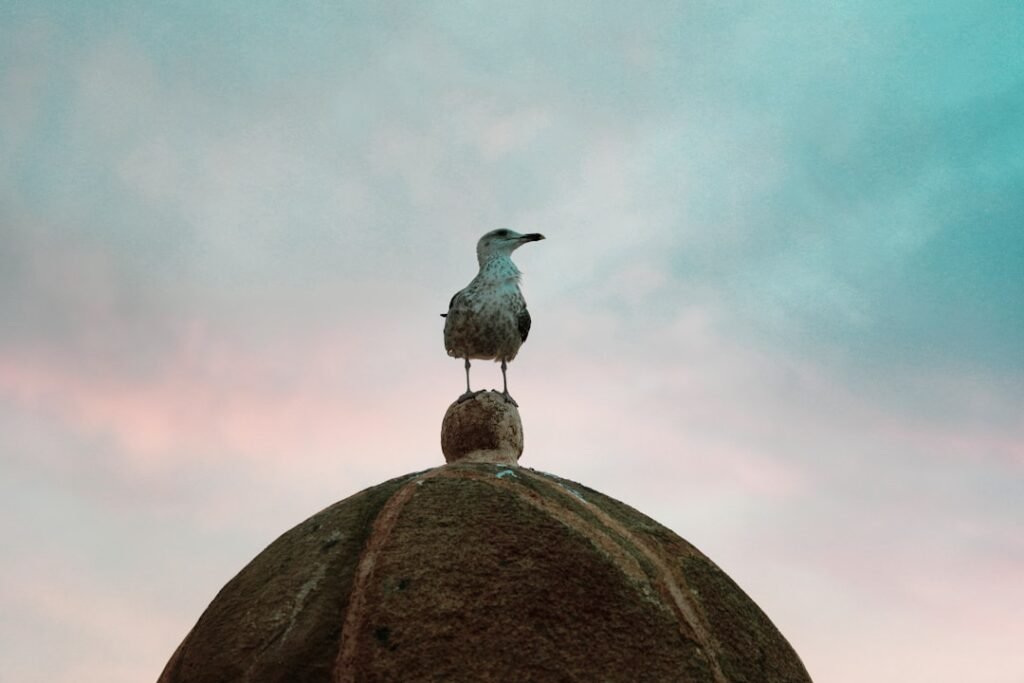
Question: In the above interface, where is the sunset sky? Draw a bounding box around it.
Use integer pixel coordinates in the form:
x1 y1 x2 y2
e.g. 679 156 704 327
2 2 1023 681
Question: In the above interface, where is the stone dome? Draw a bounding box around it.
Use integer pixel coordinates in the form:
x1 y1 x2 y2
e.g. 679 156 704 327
160 395 811 682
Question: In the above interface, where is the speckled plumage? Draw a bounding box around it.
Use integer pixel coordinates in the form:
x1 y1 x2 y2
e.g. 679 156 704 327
444 257 530 362
442 229 544 401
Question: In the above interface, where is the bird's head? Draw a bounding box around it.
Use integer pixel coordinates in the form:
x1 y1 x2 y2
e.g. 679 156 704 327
476 229 545 266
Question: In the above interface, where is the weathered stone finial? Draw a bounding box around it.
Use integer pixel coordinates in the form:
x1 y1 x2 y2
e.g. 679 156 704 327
440 391 523 465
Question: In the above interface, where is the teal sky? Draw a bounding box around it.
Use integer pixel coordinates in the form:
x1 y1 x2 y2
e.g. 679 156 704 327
2 2 1023 681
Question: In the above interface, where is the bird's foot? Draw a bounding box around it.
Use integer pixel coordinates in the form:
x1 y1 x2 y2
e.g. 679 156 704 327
456 390 483 404
501 391 519 407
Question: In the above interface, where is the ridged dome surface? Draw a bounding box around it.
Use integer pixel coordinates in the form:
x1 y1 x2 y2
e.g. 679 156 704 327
159 462 811 682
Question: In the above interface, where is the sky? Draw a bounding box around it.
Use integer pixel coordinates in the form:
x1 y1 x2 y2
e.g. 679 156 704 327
1 1 1022 681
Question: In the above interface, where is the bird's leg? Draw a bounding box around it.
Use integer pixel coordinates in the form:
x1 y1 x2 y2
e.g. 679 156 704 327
457 358 476 403
501 359 518 407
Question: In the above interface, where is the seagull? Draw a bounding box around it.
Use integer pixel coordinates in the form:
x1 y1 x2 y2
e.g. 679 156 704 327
442 229 545 406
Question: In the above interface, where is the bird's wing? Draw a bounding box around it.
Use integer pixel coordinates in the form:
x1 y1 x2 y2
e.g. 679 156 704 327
441 290 460 318
517 307 532 343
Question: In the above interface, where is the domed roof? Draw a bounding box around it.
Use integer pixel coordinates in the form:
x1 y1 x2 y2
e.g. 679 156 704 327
160 477 809 680
160 394 810 682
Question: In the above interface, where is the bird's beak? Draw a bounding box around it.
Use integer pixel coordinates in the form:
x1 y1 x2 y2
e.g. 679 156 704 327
519 233 545 242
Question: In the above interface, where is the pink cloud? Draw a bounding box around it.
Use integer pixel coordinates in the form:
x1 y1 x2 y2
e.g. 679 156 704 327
1 557 183 683
0 323 437 477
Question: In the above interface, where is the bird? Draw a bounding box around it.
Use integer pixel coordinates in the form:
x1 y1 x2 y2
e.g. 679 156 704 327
442 229 545 406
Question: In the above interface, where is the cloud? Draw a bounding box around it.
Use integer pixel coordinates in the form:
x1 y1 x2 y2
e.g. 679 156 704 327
2 2 1023 682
